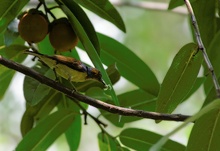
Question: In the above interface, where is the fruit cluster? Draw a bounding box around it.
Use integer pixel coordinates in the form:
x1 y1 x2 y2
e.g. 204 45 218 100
18 9 78 52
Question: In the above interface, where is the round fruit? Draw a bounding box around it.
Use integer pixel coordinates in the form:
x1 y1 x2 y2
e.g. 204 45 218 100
18 9 48 43
49 18 78 52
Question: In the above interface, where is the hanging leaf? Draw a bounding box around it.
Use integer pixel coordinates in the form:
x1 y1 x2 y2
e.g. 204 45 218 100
16 109 75 151
73 0 126 32
98 132 118 151
119 128 185 151
156 43 203 114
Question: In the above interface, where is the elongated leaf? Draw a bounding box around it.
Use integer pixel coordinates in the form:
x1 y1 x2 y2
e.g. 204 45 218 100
0 44 27 99
156 43 203 114
98 33 159 96
119 128 185 151
59 0 100 54
23 66 55 106
58 98 81 151
100 89 156 127
34 90 62 120
16 110 75 151
151 99 220 151
0 67 14 99
186 109 220 151
73 0 125 32
98 133 118 151
60 3 119 106
191 0 216 48
183 77 206 101
204 31 220 94
21 90 61 136
168 0 197 10
0 0 29 33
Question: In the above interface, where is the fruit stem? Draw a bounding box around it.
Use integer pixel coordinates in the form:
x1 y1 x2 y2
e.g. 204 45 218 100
42 1 56 20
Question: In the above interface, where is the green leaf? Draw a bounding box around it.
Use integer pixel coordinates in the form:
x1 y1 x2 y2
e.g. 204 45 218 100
73 0 126 32
34 90 62 120
168 0 197 10
191 0 216 48
182 77 206 101
151 99 220 151
0 44 27 99
74 63 120 92
186 109 220 151
98 132 118 151
156 43 203 114
202 87 217 107
119 128 185 151
20 90 61 136
0 67 14 99
98 33 160 96
86 87 112 101
204 31 220 94
65 115 81 151
59 3 119 106
16 109 75 151
1 44 28 60
23 67 55 106
100 89 156 127
59 0 100 54
58 98 81 151
0 0 29 33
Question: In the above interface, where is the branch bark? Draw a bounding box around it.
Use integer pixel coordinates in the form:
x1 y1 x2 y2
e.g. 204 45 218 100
0 55 190 122
184 0 220 98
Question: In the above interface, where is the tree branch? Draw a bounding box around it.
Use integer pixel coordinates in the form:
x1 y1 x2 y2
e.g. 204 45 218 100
0 55 190 122
184 0 220 98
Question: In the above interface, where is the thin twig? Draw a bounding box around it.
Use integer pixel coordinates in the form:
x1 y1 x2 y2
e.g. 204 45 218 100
72 99 108 127
184 0 220 98
0 55 190 122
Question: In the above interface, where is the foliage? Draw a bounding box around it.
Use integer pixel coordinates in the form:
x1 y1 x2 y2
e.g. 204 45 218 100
0 0 220 151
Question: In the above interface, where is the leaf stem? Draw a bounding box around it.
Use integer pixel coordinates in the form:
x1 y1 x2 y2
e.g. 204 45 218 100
184 0 220 98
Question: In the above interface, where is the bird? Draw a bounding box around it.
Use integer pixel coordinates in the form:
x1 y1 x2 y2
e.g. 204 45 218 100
24 51 106 86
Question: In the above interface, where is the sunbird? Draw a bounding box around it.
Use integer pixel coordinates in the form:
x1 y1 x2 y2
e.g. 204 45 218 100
25 51 106 85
